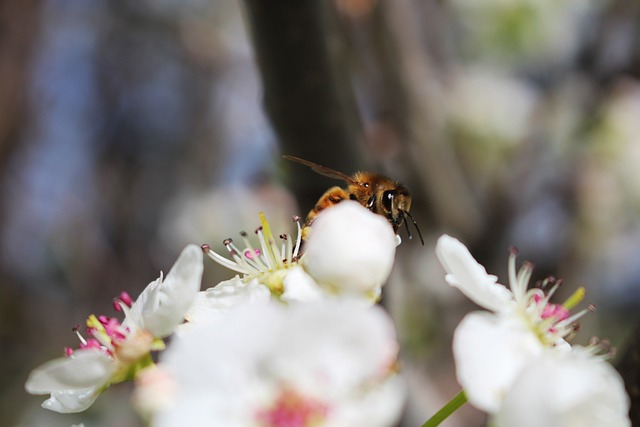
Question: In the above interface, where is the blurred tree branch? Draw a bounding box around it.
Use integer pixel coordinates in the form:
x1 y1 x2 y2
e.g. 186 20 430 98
0 0 40 171
379 0 483 239
0 2 41 426
241 0 364 209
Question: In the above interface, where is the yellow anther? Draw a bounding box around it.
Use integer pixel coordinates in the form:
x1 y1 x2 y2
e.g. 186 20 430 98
562 287 585 311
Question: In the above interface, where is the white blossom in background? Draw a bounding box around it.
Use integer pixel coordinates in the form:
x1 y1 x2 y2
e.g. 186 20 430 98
493 347 630 427
160 185 298 252
583 82 640 225
443 67 539 194
200 201 397 306
25 245 203 413
436 235 596 413
445 67 539 146
449 0 599 66
143 301 406 427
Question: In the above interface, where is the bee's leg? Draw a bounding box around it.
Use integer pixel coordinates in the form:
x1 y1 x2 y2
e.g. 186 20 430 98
302 186 349 241
306 186 348 223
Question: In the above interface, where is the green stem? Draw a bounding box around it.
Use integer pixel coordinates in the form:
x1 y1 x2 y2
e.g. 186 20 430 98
421 390 468 427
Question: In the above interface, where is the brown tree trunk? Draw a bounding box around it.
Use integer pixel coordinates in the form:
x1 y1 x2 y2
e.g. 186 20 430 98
241 0 364 210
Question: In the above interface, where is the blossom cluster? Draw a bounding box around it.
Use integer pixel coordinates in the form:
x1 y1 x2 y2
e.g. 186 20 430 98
24 201 631 427
26 201 406 426
25 244 203 413
436 235 630 426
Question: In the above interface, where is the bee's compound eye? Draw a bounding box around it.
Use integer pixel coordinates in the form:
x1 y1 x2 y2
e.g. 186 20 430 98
382 190 395 212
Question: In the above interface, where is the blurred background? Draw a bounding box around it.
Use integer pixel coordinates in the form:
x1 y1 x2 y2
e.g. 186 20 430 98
3 0 640 425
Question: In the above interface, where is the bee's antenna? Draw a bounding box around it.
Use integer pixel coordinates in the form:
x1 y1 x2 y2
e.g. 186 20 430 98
402 211 413 242
403 210 424 246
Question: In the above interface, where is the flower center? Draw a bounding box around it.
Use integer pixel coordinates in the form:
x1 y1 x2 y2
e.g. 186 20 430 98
115 329 155 363
202 213 303 294
65 292 132 357
256 387 329 427
507 252 595 346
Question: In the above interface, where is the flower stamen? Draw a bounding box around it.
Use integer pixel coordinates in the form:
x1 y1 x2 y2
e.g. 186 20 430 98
562 287 586 311
113 291 134 312
202 213 304 289
202 244 250 274
292 216 303 260
240 231 269 270
504 250 596 346
255 226 275 270
554 305 595 330
260 213 286 270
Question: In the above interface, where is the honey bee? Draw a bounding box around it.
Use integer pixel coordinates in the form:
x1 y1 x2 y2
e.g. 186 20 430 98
284 155 424 245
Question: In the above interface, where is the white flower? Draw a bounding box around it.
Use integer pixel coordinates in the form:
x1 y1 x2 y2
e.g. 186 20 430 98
202 202 397 304
301 201 397 299
145 301 406 427
445 67 538 145
449 0 594 65
25 245 203 413
436 234 593 413
493 347 631 427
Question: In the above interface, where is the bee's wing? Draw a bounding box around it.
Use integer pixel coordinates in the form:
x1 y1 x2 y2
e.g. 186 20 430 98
283 155 358 185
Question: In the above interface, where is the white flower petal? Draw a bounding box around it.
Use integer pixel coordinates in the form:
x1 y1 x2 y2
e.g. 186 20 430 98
25 349 115 413
494 349 631 427
436 234 513 312
281 265 325 303
453 311 543 413
154 395 250 427
184 276 270 323
25 350 114 393
124 276 161 332
132 365 177 417
268 302 399 393
152 300 404 427
127 244 203 337
41 387 102 413
328 375 407 427
302 201 397 297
